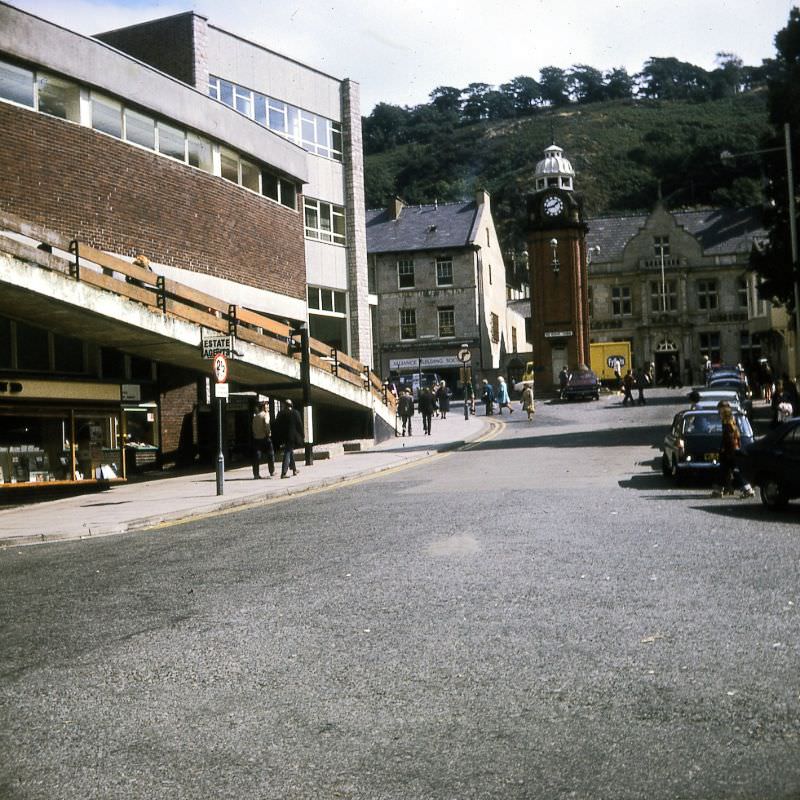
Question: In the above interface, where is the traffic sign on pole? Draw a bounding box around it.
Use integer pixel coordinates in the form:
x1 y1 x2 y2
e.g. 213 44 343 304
213 353 228 383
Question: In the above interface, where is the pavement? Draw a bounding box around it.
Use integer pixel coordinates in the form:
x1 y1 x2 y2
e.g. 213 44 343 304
0 407 493 548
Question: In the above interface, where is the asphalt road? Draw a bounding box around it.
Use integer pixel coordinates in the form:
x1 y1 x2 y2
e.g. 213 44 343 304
2 387 799 800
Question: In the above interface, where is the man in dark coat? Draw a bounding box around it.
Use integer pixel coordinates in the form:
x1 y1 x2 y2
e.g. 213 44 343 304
272 398 304 478
418 386 435 435
398 388 415 436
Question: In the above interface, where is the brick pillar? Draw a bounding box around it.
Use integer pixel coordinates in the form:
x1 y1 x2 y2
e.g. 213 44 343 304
341 79 372 365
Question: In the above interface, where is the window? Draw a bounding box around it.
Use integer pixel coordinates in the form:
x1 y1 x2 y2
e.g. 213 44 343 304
187 133 213 173
400 309 416 340
650 280 677 312
697 279 719 311
157 121 186 161
740 330 761 364
54 334 85 373
0 60 34 107
124 108 155 150
699 332 720 363
398 258 415 289
37 74 80 122
653 236 670 259
436 257 453 286
737 277 750 311
262 172 297 209
16 322 50 371
220 148 239 183
208 74 343 161
307 287 346 315
512 327 518 352
304 199 345 244
240 158 260 192
488 264 493 285
91 93 122 138
612 286 632 317
490 313 500 344
438 307 455 338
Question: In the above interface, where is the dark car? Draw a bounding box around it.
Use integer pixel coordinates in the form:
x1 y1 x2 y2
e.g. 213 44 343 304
736 417 800 508
662 409 754 481
562 366 600 401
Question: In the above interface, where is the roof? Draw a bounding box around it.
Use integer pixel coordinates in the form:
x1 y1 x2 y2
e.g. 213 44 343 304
586 207 766 263
365 201 479 254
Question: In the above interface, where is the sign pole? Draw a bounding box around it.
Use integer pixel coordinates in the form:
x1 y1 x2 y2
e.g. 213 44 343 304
212 353 228 496
457 344 471 420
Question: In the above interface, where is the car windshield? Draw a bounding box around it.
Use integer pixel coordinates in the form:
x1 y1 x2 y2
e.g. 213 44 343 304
684 413 752 436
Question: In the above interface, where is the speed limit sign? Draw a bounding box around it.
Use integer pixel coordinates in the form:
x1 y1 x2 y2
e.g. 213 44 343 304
212 353 228 383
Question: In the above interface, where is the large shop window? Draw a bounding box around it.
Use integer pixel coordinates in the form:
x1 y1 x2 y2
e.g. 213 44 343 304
0 409 123 485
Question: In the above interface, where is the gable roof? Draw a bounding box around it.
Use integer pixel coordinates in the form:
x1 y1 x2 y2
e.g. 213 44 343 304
366 201 479 254
586 207 766 263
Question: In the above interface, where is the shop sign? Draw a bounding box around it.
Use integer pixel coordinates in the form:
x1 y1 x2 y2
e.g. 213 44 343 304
121 384 141 402
389 356 462 370
544 330 574 338
202 335 235 359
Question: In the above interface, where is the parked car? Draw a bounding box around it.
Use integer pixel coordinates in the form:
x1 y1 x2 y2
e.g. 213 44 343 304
662 409 754 481
562 366 600 401
705 377 753 416
736 417 800 508
707 364 747 384
688 388 743 412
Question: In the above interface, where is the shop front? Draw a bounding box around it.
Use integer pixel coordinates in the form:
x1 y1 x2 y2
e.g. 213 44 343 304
0 378 130 490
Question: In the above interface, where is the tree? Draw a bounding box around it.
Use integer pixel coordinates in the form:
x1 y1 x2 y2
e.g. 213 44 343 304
567 64 606 103
637 57 711 101
749 8 800 310
604 67 635 100
461 82 492 123
500 76 542 115
362 103 410 155
429 86 462 116
539 66 570 106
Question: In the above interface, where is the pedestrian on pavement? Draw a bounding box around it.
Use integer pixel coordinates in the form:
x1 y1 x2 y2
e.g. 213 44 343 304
611 357 622 392
668 355 682 388
437 381 450 419
496 376 513 414
418 385 435 435
398 388 415 436
701 354 712 385
559 366 570 400
251 400 275 479
481 379 495 415
622 370 635 406
521 383 535 421
711 400 754 499
635 367 648 405
273 398 304 478
465 377 476 415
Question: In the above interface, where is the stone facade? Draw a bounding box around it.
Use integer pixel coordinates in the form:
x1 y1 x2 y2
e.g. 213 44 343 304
586 204 792 383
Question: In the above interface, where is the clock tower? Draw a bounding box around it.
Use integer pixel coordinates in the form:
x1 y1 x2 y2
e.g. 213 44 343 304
527 143 589 391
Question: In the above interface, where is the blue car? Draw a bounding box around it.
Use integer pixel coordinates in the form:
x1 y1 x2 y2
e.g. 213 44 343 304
662 409 754 481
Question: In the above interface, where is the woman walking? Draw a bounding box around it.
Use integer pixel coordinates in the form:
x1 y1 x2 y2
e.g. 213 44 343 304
496 376 513 414
521 383 535 421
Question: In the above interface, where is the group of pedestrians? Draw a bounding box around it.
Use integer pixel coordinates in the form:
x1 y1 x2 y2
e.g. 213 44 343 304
398 380 451 436
621 367 649 406
251 399 305 480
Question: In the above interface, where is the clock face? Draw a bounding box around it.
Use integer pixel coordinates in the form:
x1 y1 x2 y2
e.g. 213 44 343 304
543 194 564 217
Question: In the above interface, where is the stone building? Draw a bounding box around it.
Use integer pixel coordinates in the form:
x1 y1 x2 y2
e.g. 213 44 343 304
366 192 529 390
586 203 792 384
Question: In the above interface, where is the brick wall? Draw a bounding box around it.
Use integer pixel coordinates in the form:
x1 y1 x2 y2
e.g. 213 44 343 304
0 104 306 299
95 13 199 87
158 368 198 466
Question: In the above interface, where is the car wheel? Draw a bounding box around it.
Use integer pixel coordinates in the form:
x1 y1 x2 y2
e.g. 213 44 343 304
760 476 789 509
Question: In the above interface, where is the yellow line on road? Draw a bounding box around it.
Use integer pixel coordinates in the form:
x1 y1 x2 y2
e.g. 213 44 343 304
144 420 504 533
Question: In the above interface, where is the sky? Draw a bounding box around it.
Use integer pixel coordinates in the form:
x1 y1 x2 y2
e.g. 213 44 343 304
6 0 797 113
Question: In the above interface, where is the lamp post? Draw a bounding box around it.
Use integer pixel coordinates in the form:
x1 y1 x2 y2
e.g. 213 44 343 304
722 122 800 375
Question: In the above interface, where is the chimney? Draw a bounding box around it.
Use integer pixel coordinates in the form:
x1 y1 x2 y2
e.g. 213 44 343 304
390 197 405 220
475 189 490 210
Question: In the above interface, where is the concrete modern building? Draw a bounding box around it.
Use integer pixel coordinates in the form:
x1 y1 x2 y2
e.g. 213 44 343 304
0 3 379 490
366 192 529 391
586 203 793 384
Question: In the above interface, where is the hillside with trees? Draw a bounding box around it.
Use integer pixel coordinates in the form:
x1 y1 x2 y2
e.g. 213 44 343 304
364 55 775 252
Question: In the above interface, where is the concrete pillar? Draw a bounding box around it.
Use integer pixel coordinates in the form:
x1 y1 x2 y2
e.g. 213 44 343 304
341 79 373 365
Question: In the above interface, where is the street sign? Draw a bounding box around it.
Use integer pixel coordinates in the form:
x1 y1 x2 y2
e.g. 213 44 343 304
457 346 471 363
202 334 235 359
213 353 228 383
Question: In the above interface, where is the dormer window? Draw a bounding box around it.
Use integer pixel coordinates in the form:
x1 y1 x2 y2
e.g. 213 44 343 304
561 177 572 189
547 177 558 187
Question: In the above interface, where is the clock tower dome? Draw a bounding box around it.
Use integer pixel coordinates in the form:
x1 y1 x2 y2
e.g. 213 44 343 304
527 143 589 391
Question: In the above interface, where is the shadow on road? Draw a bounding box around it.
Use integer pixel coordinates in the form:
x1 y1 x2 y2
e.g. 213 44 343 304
470 423 666 451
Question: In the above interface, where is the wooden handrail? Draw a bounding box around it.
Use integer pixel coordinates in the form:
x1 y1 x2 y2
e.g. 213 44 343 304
1 213 396 408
